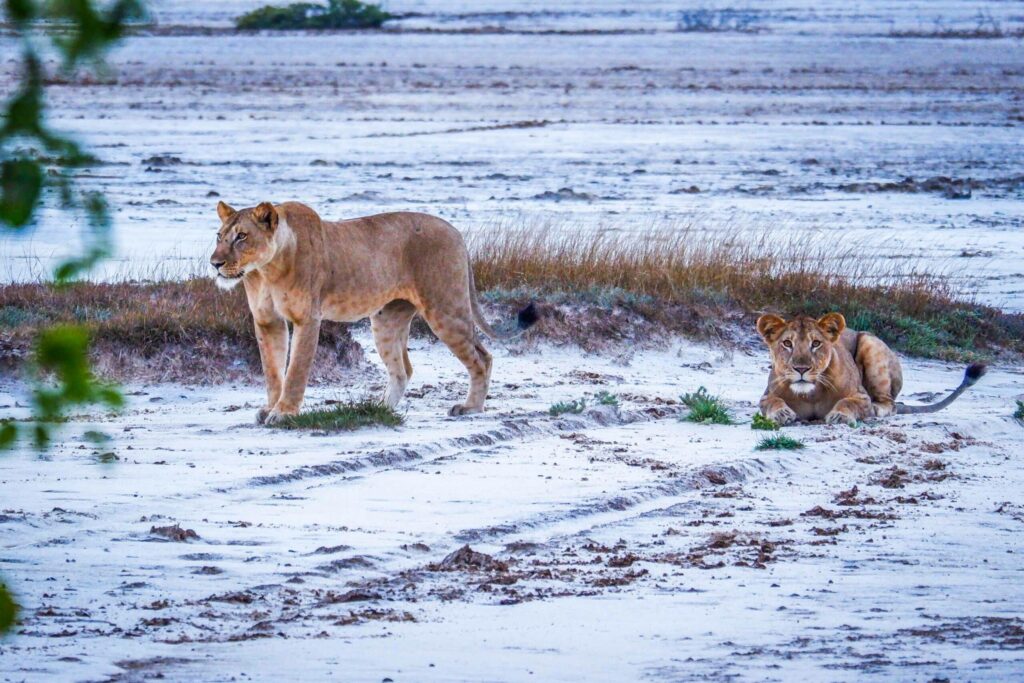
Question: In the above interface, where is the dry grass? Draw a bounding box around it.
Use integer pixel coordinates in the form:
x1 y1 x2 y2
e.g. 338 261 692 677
0 279 361 383
468 225 1022 360
1 224 1020 383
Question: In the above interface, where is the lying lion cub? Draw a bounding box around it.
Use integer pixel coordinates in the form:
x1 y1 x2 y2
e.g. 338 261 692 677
756 313 985 426
210 201 536 423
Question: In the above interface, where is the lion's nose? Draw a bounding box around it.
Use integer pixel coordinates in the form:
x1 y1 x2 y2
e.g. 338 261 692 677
793 366 811 375
211 259 226 269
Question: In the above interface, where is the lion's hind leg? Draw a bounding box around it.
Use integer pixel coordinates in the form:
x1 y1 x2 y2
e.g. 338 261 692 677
420 307 491 416
855 333 903 418
371 300 418 409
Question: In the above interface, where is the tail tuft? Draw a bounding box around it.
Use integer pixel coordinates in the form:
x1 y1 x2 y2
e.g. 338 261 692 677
965 362 987 384
517 302 539 330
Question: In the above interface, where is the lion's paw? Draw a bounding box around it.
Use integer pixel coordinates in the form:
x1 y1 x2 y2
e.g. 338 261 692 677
825 409 857 426
263 408 297 426
255 406 272 425
767 406 797 426
448 404 483 417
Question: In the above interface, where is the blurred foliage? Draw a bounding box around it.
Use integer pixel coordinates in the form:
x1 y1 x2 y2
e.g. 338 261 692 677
0 582 15 635
1 0 145 637
236 0 391 30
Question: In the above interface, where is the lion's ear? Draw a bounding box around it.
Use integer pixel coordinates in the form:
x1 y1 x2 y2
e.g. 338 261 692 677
816 312 846 342
216 201 236 223
252 202 279 232
756 314 787 343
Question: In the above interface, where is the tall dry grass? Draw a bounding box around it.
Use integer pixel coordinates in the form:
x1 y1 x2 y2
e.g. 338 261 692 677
0 224 1019 382
469 226 954 312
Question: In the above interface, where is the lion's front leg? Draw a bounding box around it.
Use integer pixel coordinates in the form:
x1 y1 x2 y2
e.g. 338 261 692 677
760 394 798 426
825 394 873 426
265 318 322 425
254 316 288 425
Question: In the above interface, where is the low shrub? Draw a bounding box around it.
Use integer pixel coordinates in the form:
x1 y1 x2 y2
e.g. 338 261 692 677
680 387 732 425
549 398 586 417
755 435 805 451
237 0 392 30
269 399 403 431
751 413 780 431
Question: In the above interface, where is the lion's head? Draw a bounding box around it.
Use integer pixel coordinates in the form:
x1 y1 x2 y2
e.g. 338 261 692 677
756 313 846 395
210 201 280 289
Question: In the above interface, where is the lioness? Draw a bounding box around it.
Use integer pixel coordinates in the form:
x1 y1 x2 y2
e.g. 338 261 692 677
210 201 536 424
756 312 985 426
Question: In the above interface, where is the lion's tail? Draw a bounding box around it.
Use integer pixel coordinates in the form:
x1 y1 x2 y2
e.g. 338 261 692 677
895 363 987 415
468 266 539 341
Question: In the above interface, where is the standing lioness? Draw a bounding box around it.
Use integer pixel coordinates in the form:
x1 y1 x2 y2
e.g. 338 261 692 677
756 312 985 426
210 201 535 424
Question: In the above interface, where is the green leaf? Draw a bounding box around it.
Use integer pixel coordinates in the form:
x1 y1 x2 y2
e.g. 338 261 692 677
4 0 37 24
0 582 17 634
0 422 16 449
0 159 43 227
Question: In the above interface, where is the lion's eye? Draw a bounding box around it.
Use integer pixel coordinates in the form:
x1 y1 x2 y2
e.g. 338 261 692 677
811 340 821 349
235 233 247 242
782 340 793 349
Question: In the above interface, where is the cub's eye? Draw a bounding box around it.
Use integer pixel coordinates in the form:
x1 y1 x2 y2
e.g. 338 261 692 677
235 232 247 242
811 340 822 349
782 340 793 349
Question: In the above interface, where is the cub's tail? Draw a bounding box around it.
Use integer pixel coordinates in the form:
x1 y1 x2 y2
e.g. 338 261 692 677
468 266 539 341
895 363 987 415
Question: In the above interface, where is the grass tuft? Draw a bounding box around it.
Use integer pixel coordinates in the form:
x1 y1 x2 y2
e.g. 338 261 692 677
269 400 403 431
751 413 780 431
549 398 586 417
680 387 732 425
595 391 619 407
755 435 806 451
1015 401 1024 423
237 0 392 30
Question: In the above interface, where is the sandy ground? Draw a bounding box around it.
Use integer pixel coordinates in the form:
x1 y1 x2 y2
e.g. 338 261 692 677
0 1 1022 307
2 2 1024 680
1 327 1023 681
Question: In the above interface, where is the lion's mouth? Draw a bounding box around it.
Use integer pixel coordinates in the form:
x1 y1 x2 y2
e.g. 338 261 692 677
216 272 244 280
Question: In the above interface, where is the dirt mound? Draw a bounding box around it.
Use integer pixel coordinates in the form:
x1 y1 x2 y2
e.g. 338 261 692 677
428 545 509 572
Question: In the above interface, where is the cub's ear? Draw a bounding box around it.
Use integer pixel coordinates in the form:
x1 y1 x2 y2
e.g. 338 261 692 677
756 314 787 343
216 201 236 223
252 202 279 232
816 312 846 342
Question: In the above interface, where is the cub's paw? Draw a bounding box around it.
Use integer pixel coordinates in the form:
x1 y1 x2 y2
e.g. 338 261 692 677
767 406 797 426
448 404 483 417
255 406 273 425
825 409 857 426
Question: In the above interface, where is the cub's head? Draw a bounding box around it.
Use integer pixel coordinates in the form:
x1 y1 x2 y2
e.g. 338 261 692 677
209 201 279 289
756 313 845 395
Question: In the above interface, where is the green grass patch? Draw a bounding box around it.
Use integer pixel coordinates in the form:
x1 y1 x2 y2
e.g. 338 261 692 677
237 0 392 30
1015 400 1024 422
549 398 586 417
595 391 619 407
270 400 403 431
751 413 780 431
755 434 805 451
680 386 733 425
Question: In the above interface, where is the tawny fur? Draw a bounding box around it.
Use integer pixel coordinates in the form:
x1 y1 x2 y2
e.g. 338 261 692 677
755 313 983 426
210 201 513 424
755 313 904 426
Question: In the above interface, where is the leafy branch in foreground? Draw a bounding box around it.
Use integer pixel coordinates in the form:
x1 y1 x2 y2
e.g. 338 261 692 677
1 0 144 455
237 0 392 30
